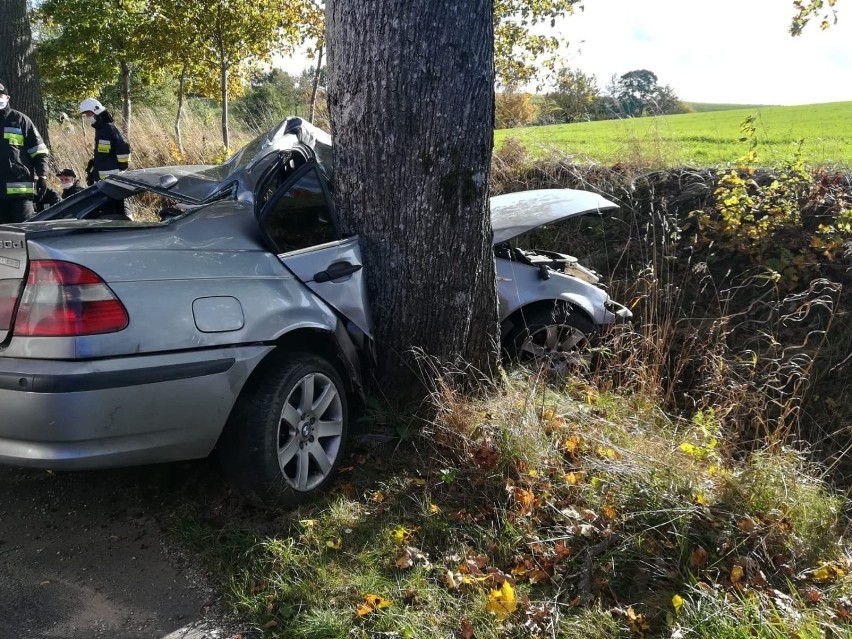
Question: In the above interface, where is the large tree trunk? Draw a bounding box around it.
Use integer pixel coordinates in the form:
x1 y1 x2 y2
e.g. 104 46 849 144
0 0 50 147
327 0 498 403
120 60 132 137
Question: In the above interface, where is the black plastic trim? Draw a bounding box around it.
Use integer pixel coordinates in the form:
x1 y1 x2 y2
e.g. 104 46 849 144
0 358 234 393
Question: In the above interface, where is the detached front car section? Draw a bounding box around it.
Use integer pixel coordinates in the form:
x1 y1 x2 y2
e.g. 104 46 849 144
0 118 630 505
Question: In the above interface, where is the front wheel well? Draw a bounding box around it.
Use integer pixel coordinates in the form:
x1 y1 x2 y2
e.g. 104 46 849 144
501 300 595 339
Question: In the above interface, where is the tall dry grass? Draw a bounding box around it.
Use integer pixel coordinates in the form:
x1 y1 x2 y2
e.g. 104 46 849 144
47 106 256 181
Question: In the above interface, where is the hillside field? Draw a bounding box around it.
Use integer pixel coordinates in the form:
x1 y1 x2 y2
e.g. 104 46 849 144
495 102 852 168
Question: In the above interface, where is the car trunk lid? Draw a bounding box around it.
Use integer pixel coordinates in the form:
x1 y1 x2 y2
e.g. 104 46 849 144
0 228 28 344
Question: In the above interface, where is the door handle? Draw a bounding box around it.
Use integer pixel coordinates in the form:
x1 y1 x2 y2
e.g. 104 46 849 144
313 262 362 283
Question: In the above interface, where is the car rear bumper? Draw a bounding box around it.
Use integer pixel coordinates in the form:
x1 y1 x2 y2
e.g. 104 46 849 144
0 345 272 470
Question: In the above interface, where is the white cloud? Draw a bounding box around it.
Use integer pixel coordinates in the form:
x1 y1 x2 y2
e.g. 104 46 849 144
556 0 852 104
278 1 851 105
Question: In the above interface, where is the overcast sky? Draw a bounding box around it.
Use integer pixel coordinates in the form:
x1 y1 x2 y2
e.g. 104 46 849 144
556 0 851 105
279 1 851 106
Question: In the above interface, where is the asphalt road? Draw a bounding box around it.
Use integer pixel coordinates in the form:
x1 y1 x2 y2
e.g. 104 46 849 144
0 461 244 639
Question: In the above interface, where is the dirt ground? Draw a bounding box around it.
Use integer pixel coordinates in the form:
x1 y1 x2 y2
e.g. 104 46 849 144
0 461 250 639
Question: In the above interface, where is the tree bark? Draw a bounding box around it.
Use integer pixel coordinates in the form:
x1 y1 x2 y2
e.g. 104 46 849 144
0 0 50 147
327 0 498 404
120 60 132 137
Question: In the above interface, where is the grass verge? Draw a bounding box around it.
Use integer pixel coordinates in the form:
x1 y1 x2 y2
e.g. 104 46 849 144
168 370 851 638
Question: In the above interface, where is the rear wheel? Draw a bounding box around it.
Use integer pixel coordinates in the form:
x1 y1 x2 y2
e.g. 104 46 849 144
219 352 348 506
504 306 596 374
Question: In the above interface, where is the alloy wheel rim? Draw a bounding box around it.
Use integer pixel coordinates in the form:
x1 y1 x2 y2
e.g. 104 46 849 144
277 372 344 491
519 324 589 374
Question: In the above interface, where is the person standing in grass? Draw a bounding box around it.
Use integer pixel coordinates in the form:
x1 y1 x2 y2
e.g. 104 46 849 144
79 98 131 185
0 79 51 223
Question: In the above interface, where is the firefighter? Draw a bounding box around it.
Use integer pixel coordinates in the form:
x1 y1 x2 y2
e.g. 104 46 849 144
79 98 131 185
0 80 50 223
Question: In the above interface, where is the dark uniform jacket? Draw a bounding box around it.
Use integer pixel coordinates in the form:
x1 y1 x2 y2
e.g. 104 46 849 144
0 105 50 200
87 112 131 185
35 187 62 212
61 181 85 199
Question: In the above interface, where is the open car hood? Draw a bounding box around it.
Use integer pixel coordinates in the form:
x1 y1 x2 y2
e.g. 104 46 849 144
490 189 619 245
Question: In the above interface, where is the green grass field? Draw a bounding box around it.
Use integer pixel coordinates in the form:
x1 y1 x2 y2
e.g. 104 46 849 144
495 102 852 168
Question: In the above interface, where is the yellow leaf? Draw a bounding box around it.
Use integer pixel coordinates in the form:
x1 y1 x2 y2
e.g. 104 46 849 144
413 478 426 486
357 594 391 616
672 594 684 614
326 538 342 550
429 503 441 513
730 565 744 584
486 581 517 621
563 435 582 455
693 492 708 506
390 526 410 545
372 491 385 503
562 471 583 485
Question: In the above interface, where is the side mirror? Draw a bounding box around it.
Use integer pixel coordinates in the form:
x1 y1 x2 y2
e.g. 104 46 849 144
159 174 178 189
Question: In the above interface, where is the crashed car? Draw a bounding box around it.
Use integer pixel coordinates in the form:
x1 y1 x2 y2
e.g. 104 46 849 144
0 117 630 504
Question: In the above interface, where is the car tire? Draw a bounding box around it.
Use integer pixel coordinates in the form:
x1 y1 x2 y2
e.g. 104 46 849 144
218 352 348 507
504 305 597 374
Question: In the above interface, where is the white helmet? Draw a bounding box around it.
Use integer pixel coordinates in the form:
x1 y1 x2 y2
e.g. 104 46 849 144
79 98 105 115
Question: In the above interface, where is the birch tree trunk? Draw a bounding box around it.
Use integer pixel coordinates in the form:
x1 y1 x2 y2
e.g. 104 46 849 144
0 0 50 147
309 45 323 124
175 64 187 156
326 0 498 403
120 60 132 137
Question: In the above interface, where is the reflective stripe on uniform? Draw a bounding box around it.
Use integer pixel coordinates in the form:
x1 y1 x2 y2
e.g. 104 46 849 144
116 153 131 162
4 127 24 146
6 182 35 195
28 143 49 157
98 169 120 179
97 139 112 153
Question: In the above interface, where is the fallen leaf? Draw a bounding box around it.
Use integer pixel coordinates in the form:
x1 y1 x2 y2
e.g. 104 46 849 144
730 565 744 584
326 538 342 550
690 546 709 569
486 581 517 621
738 517 756 533
672 594 684 614
562 471 583 485
460 619 475 639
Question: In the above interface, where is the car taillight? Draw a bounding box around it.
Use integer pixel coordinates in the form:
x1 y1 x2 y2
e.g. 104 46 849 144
14 260 129 337
0 279 22 331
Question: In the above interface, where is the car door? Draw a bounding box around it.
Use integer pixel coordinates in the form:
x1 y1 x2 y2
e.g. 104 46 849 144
258 163 372 337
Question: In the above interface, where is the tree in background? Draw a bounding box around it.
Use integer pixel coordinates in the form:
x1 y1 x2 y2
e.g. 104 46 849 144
544 67 600 123
233 70 309 132
790 0 839 34
495 88 538 129
327 0 498 402
493 0 580 86
604 69 687 118
1 0 50 146
36 0 151 135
